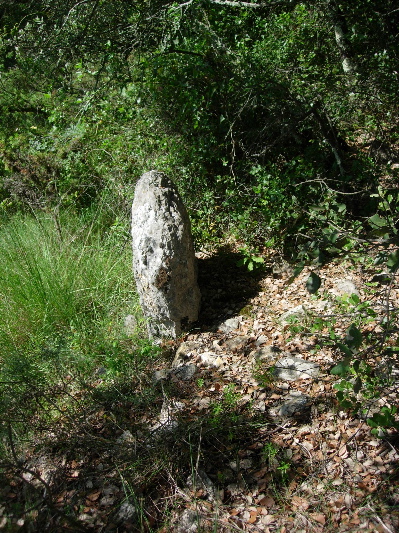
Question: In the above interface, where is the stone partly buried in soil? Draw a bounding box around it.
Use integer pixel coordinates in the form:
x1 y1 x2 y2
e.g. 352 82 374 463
131 171 201 342
269 392 311 419
273 356 320 381
251 345 282 363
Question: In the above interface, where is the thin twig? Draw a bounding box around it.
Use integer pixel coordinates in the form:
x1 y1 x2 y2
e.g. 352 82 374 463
366 505 395 533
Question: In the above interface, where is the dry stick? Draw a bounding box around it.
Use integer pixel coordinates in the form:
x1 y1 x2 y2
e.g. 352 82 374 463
366 505 395 533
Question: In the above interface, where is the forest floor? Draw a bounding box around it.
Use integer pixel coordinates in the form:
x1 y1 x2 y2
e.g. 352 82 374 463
1 246 398 532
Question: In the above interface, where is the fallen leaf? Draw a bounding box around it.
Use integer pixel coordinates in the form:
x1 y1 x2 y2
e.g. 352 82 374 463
258 496 275 508
248 514 257 524
310 513 326 525
86 491 101 502
292 496 309 510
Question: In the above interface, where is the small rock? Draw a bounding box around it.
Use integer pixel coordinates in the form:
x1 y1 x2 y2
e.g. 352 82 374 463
152 399 185 434
153 368 171 382
274 356 320 381
117 430 135 444
251 345 281 362
371 272 391 284
114 501 136 524
198 397 211 409
225 336 250 352
172 364 197 381
212 339 222 351
255 335 269 346
219 317 241 333
100 495 115 507
331 279 359 297
314 300 333 312
124 314 137 335
199 352 223 368
187 469 218 501
273 260 293 278
280 305 308 324
176 509 201 533
229 458 252 471
270 393 310 418
173 341 201 367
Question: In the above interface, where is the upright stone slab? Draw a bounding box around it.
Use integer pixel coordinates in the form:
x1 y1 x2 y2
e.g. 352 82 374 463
131 171 201 341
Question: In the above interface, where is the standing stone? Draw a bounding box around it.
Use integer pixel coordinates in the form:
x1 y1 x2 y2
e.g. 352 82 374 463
131 171 201 341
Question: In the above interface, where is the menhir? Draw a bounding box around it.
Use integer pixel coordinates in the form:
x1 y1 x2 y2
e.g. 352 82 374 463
131 171 201 341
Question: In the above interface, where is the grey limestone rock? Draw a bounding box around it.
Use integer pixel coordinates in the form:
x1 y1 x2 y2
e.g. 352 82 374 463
114 501 136 524
219 317 241 333
251 345 281 362
173 363 197 381
172 341 201 367
280 305 308 325
225 335 250 352
176 509 200 533
199 351 223 368
270 392 310 419
131 171 201 341
186 469 219 502
331 279 359 297
124 314 137 335
274 355 320 381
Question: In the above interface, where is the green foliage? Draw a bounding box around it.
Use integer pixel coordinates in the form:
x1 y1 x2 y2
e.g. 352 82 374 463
0 209 157 450
306 272 321 294
261 442 291 485
236 247 264 272
210 384 241 429
0 0 397 454
367 406 399 437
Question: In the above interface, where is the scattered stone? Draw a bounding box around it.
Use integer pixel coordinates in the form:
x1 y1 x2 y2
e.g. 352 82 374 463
270 392 310 418
219 317 241 333
272 260 293 278
371 272 391 284
176 509 201 533
152 399 185 433
172 341 201 367
229 458 252 471
114 501 137 524
225 335 250 352
251 345 282 362
212 339 223 351
124 314 137 335
116 430 135 444
199 352 223 368
198 397 211 409
173 363 197 381
280 305 308 325
131 171 201 341
255 335 269 346
274 356 320 381
314 300 334 312
187 469 219 502
331 278 359 297
153 369 171 382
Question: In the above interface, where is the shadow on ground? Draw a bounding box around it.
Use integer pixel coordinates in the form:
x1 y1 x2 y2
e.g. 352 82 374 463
196 246 266 331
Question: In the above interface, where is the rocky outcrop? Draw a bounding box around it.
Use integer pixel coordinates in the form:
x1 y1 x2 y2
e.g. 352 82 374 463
131 171 201 341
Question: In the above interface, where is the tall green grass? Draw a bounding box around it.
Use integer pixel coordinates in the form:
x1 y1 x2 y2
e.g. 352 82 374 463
0 210 134 349
0 208 151 452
